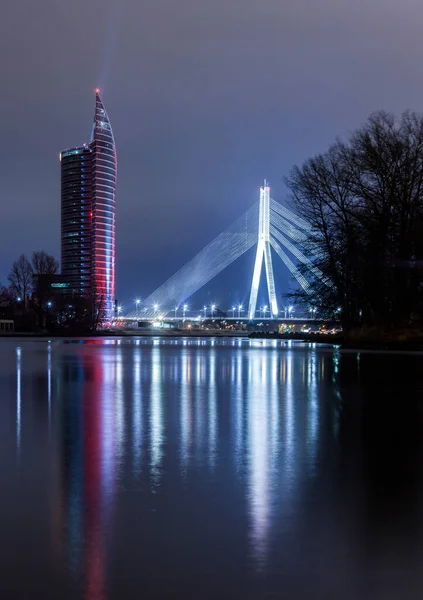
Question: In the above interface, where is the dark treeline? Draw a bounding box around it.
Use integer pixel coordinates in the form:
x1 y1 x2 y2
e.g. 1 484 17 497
1 251 103 332
1 251 59 300
287 111 423 337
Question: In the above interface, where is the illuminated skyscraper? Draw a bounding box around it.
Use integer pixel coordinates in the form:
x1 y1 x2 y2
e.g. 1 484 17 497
60 90 117 317
60 145 93 297
89 90 117 317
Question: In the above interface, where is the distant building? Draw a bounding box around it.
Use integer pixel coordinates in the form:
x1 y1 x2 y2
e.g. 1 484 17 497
32 274 71 300
60 90 117 317
0 320 14 334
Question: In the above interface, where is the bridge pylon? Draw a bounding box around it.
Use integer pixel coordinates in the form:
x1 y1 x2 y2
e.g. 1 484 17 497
248 180 278 319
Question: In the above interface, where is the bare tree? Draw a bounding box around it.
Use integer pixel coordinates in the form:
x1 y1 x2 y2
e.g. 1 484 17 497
8 255 33 301
286 110 423 334
0 283 12 304
31 251 59 275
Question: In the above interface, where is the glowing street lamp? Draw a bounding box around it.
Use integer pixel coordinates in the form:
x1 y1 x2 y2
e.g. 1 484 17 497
288 305 293 318
238 304 243 319
211 304 216 319
135 298 141 317
153 303 159 315
117 305 122 315
231 305 236 318
263 304 268 319
203 305 207 319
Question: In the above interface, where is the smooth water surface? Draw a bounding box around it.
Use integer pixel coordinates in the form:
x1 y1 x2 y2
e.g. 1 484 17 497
1 337 423 599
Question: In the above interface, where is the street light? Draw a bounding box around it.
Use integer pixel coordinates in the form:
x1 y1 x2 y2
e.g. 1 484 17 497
203 305 207 319
211 304 216 319
231 306 236 318
135 298 141 317
117 305 122 315
263 304 268 319
174 306 178 318
238 304 243 319
288 305 293 318
153 303 159 315
183 303 188 320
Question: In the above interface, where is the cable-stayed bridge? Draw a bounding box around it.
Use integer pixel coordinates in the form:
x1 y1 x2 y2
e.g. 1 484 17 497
127 182 320 320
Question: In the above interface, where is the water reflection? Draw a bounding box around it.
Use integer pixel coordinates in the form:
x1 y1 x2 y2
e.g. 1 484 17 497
150 346 164 486
16 346 21 453
58 351 115 600
114 349 125 464
4 338 423 599
248 353 271 568
132 347 142 477
180 349 192 472
208 350 218 469
47 342 52 428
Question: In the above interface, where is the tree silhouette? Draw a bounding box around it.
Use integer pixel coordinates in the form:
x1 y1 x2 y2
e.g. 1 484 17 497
286 111 423 333
8 255 33 301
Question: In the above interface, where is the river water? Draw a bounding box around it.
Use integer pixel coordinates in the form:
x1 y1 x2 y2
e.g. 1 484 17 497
1 337 423 599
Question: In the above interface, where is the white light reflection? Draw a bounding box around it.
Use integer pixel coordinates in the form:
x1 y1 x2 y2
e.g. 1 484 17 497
195 354 205 454
101 352 116 504
306 350 319 475
208 350 217 468
132 347 142 477
150 346 164 486
180 350 192 473
269 351 279 472
47 342 52 430
248 352 270 569
233 352 244 472
284 351 295 469
115 349 125 464
16 347 21 453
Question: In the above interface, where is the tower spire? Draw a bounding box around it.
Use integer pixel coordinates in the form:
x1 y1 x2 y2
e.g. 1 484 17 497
248 181 278 319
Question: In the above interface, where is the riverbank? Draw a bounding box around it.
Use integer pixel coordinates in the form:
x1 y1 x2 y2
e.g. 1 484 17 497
0 328 250 339
249 330 423 351
3 328 423 350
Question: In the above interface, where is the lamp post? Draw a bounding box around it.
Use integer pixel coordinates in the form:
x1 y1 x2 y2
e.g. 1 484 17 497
183 303 188 320
238 304 243 319
263 305 268 319
203 305 207 319
174 306 178 319
153 303 159 317
231 306 236 318
211 304 216 319
288 305 293 319
135 298 141 318
46 301 52 326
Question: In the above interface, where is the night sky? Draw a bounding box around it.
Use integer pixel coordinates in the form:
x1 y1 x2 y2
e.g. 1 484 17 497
1 0 423 310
